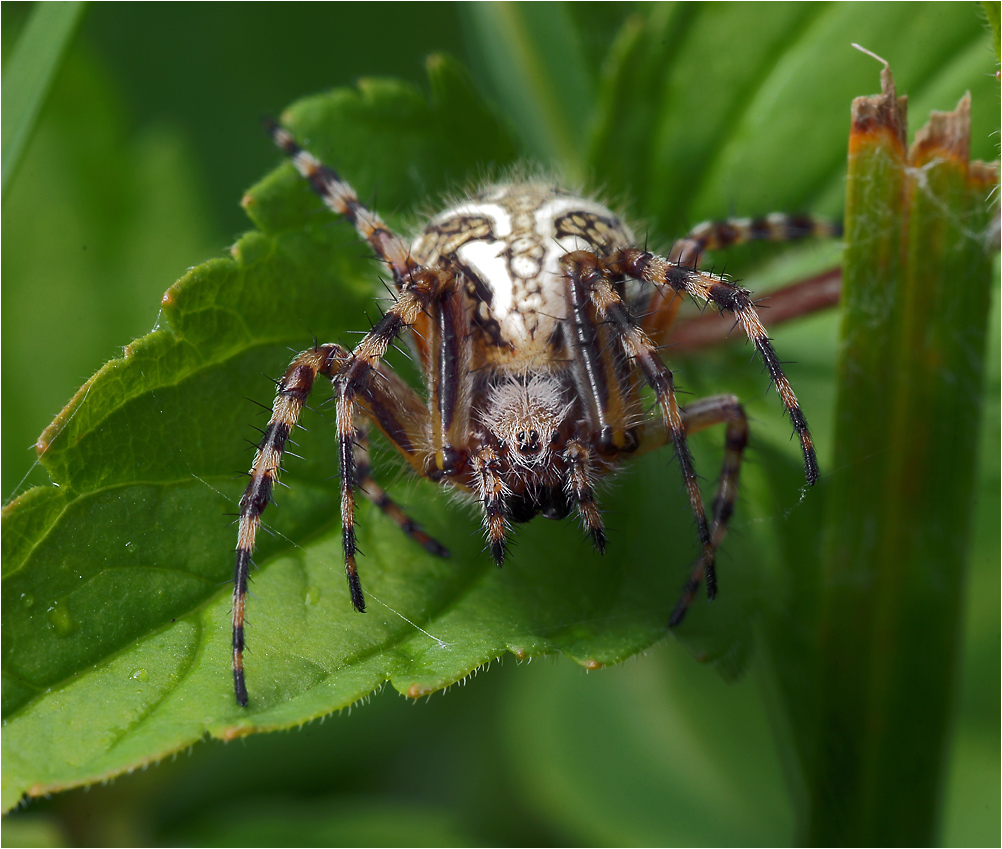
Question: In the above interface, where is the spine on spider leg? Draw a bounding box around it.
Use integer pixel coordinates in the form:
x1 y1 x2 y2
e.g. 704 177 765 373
232 346 336 706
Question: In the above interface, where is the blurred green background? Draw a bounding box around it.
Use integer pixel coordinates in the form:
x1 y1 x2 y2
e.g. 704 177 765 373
3 3 998 846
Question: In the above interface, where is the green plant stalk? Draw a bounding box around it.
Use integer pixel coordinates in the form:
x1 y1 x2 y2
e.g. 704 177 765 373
458 2 594 170
1 1 87 200
807 72 997 844
982 1 1001 61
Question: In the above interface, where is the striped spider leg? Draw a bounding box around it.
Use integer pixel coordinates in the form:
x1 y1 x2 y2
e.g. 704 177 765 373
590 242 820 625
661 216 838 610
235 123 453 706
232 341 448 706
232 119 833 705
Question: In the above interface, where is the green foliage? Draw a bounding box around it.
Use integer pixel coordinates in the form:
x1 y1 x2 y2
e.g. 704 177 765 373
2 3 998 845
808 74 997 844
983 1 1001 61
0 1 86 198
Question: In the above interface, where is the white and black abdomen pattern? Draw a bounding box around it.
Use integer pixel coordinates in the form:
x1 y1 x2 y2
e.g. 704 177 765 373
412 183 634 358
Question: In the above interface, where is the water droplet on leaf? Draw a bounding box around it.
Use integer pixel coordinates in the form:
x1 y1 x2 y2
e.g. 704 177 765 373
45 600 78 637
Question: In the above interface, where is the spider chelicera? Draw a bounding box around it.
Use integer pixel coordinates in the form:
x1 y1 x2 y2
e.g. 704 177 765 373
232 119 834 706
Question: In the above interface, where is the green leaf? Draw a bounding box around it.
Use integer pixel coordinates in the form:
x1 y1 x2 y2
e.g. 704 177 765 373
459 3 597 169
1 1 87 199
983 1 1001 61
589 2 997 231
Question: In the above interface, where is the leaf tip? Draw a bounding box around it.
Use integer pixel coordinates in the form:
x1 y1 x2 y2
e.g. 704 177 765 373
909 92 972 166
405 681 439 699
219 722 256 742
160 278 185 314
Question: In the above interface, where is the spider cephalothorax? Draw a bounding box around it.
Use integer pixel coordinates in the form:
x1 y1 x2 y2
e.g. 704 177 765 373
231 120 833 705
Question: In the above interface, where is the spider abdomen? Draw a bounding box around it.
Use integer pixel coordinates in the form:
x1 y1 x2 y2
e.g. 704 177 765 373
412 182 633 361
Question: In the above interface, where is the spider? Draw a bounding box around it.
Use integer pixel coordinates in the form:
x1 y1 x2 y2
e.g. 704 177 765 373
232 119 835 706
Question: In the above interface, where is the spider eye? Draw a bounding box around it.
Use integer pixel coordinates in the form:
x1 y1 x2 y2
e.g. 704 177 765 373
550 431 559 444
515 429 544 454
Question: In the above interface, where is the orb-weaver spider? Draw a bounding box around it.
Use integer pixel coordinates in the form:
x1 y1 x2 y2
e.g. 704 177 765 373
232 119 834 705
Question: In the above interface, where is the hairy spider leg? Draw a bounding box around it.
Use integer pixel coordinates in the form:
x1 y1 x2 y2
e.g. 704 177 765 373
672 212 842 266
560 257 644 551
265 118 419 289
640 212 841 342
353 422 450 557
562 251 717 588
470 442 509 564
668 268 842 353
672 394 748 623
233 343 343 706
333 269 451 614
609 248 819 486
566 257 643 456
428 286 474 475
563 438 609 553
634 394 749 622
234 335 447 705
353 357 436 481
334 339 451 609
